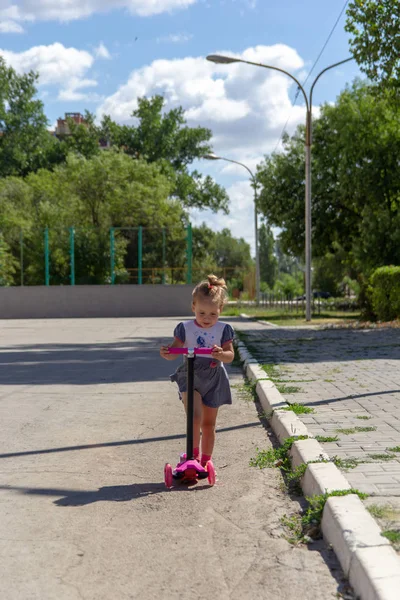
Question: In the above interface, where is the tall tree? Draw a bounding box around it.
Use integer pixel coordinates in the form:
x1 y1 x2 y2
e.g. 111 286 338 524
258 223 277 289
346 0 400 93
256 81 400 278
99 96 229 213
0 57 53 177
0 151 186 285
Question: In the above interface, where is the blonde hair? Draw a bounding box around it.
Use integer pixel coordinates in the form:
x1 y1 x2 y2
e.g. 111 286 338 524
192 274 228 309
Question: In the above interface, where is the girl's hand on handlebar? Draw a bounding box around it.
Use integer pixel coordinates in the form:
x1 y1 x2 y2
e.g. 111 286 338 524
211 344 223 360
160 345 171 359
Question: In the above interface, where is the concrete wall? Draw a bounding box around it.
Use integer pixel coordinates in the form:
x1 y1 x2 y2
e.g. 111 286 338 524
0 285 194 319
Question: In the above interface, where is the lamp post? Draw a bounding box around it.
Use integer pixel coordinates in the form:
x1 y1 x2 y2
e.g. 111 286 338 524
204 153 261 305
206 53 353 321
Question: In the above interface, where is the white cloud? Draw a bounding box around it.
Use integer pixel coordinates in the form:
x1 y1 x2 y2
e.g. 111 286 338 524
0 43 93 85
0 0 196 24
0 20 24 33
190 179 257 253
97 44 309 163
0 42 103 102
97 43 313 252
94 42 111 60
157 33 193 44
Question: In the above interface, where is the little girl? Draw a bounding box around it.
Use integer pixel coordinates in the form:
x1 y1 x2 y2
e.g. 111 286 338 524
160 274 234 468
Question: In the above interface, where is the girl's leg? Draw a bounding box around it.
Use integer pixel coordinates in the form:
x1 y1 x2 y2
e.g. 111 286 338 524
181 391 202 458
200 404 219 461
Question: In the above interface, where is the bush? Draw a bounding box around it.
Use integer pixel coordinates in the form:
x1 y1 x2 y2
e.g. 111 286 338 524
323 297 359 311
358 274 375 320
370 266 400 321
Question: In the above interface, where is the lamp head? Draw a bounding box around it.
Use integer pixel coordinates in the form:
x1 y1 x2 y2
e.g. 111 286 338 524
203 153 221 160
206 54 240 65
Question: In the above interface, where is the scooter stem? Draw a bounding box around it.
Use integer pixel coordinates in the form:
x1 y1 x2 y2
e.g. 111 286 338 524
186 349 195 460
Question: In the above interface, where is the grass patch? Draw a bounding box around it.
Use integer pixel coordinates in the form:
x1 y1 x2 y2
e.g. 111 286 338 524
332 456 361 470
381 530 400 545
224 306 362 326
315 435 339 443
281 514 305 544
367 504 391 519
368 453 396 461
276 384 302 394
387 446 400 453
301 489 368 539
233 380 257 404
249 436 309 471
356 415 372 420
281 489 368 543
281 403 314 414
335 426 377 434
261 363 281 379
283 464 309 496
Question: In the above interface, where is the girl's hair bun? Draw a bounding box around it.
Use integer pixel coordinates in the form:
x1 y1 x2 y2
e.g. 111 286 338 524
193 274 228 307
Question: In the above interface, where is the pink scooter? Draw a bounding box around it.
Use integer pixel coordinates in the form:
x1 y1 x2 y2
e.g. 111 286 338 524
164 347 216 488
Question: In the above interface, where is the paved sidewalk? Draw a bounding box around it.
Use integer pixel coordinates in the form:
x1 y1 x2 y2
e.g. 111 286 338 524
234 318 400 507
0 317 350 599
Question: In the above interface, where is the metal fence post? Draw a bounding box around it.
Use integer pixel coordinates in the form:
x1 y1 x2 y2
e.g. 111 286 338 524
44 227 50 286
70 227 75 285
186 224 192 284
110 227 115 284
138 226 143 285
20 230 24 286
162 227 166 285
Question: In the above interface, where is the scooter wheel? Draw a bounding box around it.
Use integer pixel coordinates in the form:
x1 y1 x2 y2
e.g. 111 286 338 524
164 463 173 488
206 460 216 486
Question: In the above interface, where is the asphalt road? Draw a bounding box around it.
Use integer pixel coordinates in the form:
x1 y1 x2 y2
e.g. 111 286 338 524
0 317 349 599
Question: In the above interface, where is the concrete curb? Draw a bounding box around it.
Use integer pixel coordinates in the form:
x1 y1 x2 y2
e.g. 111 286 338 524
234 331 400 600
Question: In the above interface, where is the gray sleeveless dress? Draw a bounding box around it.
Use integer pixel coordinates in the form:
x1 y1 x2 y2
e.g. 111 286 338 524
170 320 234 409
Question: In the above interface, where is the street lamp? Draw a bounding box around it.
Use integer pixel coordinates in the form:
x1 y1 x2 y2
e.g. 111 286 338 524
204 153 261 306
207 53 353 321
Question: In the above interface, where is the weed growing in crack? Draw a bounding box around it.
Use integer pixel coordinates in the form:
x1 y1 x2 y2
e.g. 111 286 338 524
233 380 257 404
280 403 314 415
368 453 396 461
249 436 308 470
276 384 302 394
381 530 400 547
315 435 339 443
367 504 392 519
335 426 377 434
332 456 361 470
281 489 368 544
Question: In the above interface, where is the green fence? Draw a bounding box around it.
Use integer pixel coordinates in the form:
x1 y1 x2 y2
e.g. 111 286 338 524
0 225 195 286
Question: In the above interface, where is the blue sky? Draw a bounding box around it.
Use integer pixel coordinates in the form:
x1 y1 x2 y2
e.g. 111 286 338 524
0 0 361 253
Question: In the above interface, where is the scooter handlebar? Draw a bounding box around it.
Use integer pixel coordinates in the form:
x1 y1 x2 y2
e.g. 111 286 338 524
168 347 213 355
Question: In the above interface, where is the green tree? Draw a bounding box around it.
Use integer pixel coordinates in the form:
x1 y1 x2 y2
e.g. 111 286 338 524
0 57 53 177
256 130 306 258
213 228 252 270
258 223 277 289
0 151 189 285
256 81 400 280
0 234 17 285
58 111 101 160
99 96 229 213
346 0 400 92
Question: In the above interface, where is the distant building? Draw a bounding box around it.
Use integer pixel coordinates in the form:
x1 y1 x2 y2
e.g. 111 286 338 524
53 112 110 149
55 112 87 136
